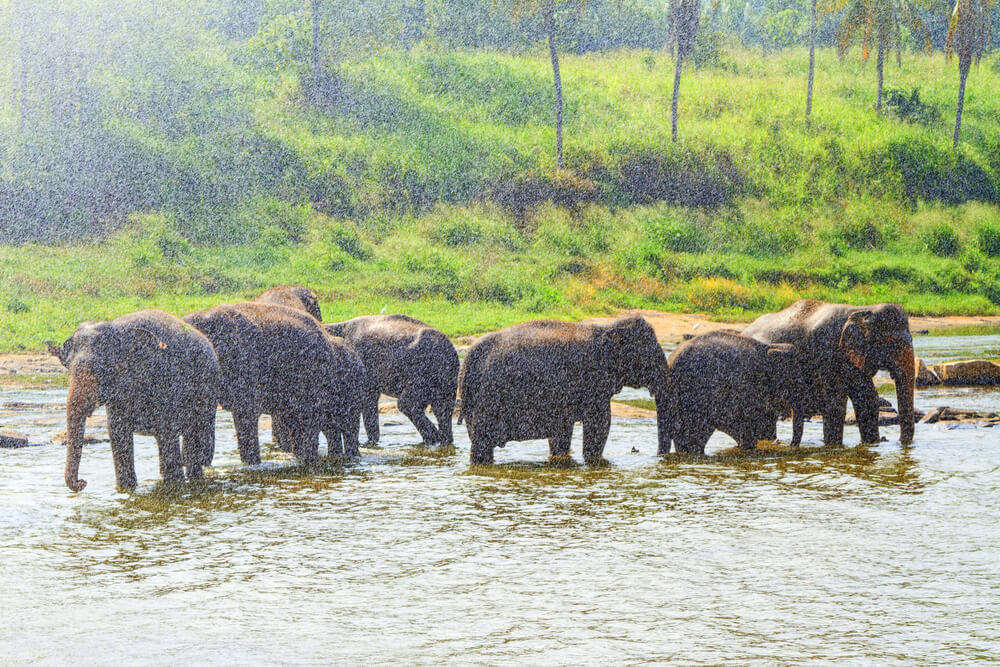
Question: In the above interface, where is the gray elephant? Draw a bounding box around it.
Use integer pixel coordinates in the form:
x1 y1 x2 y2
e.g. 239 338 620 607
742 300 915 447
660 330 807 455
48 310 220 492
183 302 369 464
255 285 322 321
324 315 459 447
458 315 670 464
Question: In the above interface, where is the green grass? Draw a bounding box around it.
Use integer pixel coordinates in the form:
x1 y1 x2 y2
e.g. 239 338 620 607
3 46 1000 350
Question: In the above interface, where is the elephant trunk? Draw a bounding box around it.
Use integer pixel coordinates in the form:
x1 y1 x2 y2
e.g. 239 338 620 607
65 365 99 492
890 343 916 445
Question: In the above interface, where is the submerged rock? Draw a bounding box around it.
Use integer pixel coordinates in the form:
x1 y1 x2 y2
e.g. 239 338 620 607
915 357 941 387
0 429 29 448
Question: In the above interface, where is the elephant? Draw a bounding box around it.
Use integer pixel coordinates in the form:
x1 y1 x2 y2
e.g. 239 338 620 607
254 285 322 321
48 309 220 492
183 302 370 464
660 330 808 455
458 315 670 464
742 300 915 447
324 315 459 447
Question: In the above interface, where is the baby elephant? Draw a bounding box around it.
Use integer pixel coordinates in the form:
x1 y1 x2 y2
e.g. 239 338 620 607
661 330 807 455
324 315 459 446
48 310 220 492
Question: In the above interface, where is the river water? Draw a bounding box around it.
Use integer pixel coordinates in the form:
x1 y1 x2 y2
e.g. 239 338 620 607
1 337 998 663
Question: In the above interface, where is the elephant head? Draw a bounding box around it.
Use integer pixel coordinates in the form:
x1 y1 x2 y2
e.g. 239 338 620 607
838 305 915 444
602 316 671 452
48 322 166 491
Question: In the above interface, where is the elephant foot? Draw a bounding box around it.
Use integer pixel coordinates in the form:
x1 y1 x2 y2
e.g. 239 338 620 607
363 440 382 449
548 454 575 467
584 455 610 468
470 441 494 465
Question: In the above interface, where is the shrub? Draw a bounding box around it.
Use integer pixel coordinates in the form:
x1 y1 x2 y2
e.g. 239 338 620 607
686 277 768 312
645 217 706 253
922 224 962 257
876 141 998 206
114 211 191 268
975 224 1000 257
489 170 599 220
824 219 885 251
884 88 941 125
602 145 746 209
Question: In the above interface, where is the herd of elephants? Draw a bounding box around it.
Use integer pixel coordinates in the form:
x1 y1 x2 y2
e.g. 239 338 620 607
46 286 916 492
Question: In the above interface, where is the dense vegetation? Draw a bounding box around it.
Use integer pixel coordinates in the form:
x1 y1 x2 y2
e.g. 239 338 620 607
1 1 1000 349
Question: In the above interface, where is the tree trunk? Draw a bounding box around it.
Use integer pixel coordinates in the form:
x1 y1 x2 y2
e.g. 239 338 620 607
544 3 564 169
672 49 683 142
310 0 321 104
805 0 817 126
15 0 29 133
875 35 886 113
953 54 971 149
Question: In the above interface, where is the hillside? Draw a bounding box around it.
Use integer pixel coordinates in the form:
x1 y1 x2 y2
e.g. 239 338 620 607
3 40 1000 349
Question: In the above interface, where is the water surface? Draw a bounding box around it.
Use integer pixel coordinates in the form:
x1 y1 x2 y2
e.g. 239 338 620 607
1 337 999 663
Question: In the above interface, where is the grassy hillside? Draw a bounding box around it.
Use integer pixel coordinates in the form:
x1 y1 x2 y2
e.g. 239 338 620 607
3 45 1000 349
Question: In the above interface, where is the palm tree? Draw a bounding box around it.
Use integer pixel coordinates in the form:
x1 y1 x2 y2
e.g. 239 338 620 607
668 0 701 142
829 0 930 113
512 0 575 168
805 0 818 126
946 0 994 148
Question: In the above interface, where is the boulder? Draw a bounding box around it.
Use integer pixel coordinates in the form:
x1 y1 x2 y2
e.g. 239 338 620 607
931 360 1000 386
914 357 941 387
0 429 29 448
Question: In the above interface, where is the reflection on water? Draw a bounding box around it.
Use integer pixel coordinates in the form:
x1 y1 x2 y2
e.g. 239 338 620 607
2 342 1000 661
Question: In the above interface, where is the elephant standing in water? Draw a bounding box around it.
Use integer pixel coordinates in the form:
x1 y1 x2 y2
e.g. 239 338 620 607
661 330 808 454
325 315 459 447
742 300 915 446
49 310 220 492
458 315 670 464
254 285 322 321
184 302 370 464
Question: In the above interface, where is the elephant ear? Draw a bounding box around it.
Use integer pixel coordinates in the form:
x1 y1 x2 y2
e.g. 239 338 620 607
839 311 874 370
131 327 168 352
47 340 71 368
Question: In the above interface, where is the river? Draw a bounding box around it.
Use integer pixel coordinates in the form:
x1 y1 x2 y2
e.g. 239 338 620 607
1 336 998 663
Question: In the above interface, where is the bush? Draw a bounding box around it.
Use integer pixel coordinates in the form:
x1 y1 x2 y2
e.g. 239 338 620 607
884 88 941 125
923 224 962 257
645 216 706 253
824 219 886 252
427 207 525 250
601 145 746 209
975 224 1000 257
876 141 998 206
489 170 599 220
114 211 191 268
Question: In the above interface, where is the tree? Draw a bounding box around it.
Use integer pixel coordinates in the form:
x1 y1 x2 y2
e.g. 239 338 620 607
668 0 701 142
830 0 930 113
946 0 994 148
805 0 818 125
511 0 576 168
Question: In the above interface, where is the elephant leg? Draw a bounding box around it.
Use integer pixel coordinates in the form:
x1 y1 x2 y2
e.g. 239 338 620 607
470 435 495 465
156 432 185 483
759 412 778 442
233 412 262 465
848 380 881 444
362 392 380 447
582 408 612 465
325 428 344 458
822 392 848 447
790 409 804 448
181 416 211 480
198 417 216 467
398 390 441 445
431 396 455 447
272 415 293 453
341 409 361 458
108 411 137 490
548 420 573 459
290 420 320 463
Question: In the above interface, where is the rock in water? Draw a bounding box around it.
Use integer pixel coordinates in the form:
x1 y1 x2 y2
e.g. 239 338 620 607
931 360 1000 386
914 357 941 387
0 429 30 448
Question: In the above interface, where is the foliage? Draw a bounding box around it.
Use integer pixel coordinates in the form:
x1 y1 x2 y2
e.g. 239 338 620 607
922 223 962 256
883 88 943 125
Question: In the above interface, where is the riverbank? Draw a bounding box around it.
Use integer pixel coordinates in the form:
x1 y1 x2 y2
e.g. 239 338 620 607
7 308 1000 390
